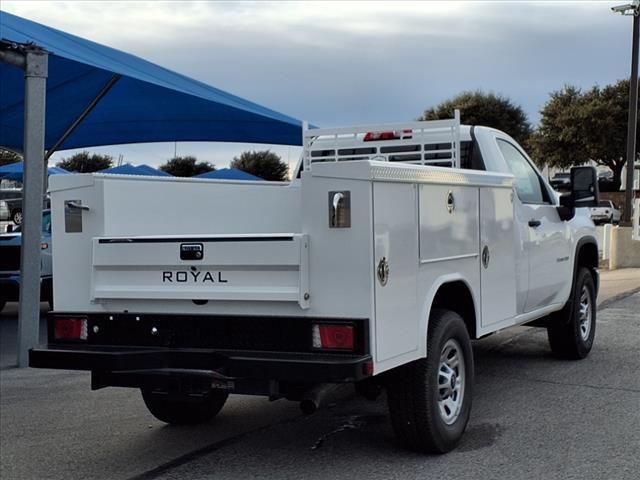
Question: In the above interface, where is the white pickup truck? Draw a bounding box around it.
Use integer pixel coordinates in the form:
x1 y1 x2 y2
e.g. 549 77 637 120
30 115 600 453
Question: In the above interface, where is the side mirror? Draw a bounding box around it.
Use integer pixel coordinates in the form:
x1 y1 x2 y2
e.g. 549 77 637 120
571 166 599 208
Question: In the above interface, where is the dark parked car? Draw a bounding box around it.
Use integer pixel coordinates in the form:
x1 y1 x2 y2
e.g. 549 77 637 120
549 172 571 191
0 190 50 225
0 189 23 224
0 210 53 313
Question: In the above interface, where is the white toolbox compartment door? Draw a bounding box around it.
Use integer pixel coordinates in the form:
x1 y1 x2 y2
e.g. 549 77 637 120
90 234 310 308
479 187 517 327
373 182 419 362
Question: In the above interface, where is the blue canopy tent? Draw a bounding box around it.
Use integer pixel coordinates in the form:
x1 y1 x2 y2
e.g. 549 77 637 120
0 11 304 153
98 163 172 177
0 11 307 367
195 168 262 181
0 161 70 181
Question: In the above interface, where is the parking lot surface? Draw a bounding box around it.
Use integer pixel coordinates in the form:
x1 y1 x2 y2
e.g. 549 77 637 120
1 290 639 479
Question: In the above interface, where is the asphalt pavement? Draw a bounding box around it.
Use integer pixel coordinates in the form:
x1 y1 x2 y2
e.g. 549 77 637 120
1 287 639 479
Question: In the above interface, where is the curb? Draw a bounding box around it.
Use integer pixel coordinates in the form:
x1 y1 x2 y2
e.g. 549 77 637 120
598 287 640 310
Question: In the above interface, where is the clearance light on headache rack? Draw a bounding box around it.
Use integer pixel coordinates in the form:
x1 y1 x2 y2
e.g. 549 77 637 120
363 129 413 142
312 324 354 350
54 318 88 341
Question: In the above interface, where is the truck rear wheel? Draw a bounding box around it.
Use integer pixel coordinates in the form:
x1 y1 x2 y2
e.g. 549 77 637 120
141 389 228 425
387 309 474 453
547 267 596 359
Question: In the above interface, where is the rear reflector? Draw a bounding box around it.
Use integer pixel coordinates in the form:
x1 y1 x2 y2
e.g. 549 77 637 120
312 324 354 350
54 318 88 341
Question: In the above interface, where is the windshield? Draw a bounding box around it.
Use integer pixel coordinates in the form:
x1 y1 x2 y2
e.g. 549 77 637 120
13 211 51 233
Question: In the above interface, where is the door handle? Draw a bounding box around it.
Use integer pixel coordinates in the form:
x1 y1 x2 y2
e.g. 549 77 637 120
528 219 541 228
66 201 90 211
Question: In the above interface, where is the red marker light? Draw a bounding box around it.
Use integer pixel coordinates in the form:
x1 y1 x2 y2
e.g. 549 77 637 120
363 129 412 142
54 318 88 341
312 324 354 350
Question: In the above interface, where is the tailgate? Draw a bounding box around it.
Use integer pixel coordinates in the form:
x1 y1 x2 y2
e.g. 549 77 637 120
90 233 310 308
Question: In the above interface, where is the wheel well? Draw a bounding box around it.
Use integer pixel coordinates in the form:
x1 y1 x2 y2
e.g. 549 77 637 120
430 281 477 339
576 241 598 270
575 240 599 293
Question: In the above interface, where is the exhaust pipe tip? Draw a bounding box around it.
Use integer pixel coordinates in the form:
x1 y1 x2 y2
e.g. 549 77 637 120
300 399 318 415
299 383 343 415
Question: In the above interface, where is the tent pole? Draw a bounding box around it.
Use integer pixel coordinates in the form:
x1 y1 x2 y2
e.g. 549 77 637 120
44 74 121 161
17 48 48 368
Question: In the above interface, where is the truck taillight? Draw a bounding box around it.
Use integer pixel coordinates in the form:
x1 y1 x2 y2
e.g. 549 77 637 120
54 318 88 341
312 324 354 350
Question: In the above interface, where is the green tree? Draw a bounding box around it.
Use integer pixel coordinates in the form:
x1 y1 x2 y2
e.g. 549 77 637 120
159 156 214 177
530 79 638 188
0 148 22 166
419 91 532 144
56 151 113 172
230 150 288 181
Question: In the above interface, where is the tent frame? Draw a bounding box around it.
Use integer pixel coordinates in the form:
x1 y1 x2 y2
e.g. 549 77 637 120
43 74 122 161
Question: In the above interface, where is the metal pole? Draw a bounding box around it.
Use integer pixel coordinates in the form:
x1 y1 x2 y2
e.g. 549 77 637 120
623 12 639 224
17 49 48 367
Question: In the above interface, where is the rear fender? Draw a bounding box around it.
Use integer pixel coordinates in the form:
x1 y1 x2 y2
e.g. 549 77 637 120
419 274 479 358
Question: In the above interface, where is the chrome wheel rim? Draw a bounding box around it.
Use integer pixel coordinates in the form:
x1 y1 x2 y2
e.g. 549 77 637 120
437 338 465 425
578 285 592 341
14 211 22 224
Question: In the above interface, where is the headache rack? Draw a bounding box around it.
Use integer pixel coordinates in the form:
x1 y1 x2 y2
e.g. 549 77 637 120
303 110 461 170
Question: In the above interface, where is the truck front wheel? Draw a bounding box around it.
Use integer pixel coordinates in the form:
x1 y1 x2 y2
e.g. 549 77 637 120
141 389 228 425
547 267 596 359
387 309 474 453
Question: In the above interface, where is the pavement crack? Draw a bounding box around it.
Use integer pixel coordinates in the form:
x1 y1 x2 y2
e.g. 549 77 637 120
310 415 367 450
125 414 305 480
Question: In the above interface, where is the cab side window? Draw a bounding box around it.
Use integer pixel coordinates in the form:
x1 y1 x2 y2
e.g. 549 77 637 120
497 139 547 204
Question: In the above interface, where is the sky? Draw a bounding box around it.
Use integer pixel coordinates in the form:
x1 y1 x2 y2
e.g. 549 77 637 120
2 0 636 169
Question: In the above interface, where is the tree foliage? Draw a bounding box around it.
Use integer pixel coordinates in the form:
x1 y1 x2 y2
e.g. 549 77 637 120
419 91 532 144
530 79 637 187
158 156 214 177
56 151 113 173
0 148 22 167
230 150 289 181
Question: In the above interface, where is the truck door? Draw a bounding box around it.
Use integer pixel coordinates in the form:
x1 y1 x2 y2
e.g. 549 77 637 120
373 182 419 362
495 139 571 313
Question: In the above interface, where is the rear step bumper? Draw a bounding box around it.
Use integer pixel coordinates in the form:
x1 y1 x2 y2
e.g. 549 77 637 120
29 345 372 383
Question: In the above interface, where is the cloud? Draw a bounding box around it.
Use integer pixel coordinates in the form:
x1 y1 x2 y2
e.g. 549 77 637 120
2 1 632 166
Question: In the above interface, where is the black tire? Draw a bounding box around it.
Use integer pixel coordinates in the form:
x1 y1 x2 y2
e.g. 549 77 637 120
141 389 228 425
387 309 474 454
547 267 596 359
44 281 53 311
11 209 22 225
